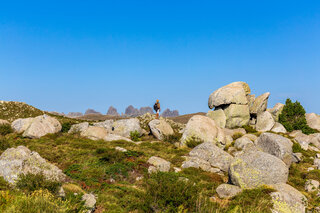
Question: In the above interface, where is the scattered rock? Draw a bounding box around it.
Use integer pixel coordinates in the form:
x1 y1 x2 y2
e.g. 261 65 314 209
270 183 307 213
249 92 270 115
148 119 174 140
68 122 89 134
292 153 303 163
207 109 226 128
80 126 108 140
115 147 127 152
208 82 249 108
271 122 287 133
305 179 319 192
256 133 293 166
255 111 275 132
180 115 220 147
22 115 62 138
82 193 96 213
182 142 233 172
147 156 171 172
223 104 250 129
229 150 289 189
306 113 320 131
0 146 66 184
216 184 242 199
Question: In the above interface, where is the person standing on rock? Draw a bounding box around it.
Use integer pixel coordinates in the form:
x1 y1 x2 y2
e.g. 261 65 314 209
154 100 161 119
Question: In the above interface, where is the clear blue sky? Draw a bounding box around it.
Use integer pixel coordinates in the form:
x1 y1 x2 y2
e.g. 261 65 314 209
0 1 319 115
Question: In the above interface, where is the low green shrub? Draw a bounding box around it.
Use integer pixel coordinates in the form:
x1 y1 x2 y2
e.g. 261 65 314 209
0 124 13 136
232 132 244 140
61 122 75 133
163 132 182 143
16 173 61 195
185 136 203 148
279 98 318 135
143 172 199 212
242 125 257 133
0 138 11 151
130 131 141 142
105 162 134 180
125 150 144 157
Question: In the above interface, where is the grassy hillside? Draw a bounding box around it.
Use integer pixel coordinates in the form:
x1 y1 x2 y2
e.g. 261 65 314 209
0 101 44 122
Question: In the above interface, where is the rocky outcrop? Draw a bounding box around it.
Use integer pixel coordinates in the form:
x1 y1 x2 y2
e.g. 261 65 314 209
161 109 179 117
271 122 287 133
180 115 222 147
93 120 114 132
270 183 307 213
106 106 119 116
182 142 233 173
256 133 293 166
112 118 143 138
249 92 270 115
229 150 289 189
207 109 226 128
216 184 242 199
306 113 320 131
148 119 174 140
255 111 275 131
0 146 66 184
147 156 171 173
234 137 254 150
11 117 35 133
267 103 284 122
104 134 133 142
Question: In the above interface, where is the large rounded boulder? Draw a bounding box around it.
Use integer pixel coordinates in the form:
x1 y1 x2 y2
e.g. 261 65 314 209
223 104 250 128
208 82 249 109
229 150 289 189
148 119 174 140
180 115 221 147
112 118 143 138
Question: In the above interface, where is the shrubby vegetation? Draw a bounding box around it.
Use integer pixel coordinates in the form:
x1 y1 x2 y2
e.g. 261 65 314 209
130 130 141 142
279 98 318 134
185 136 204 148
0 124 13 136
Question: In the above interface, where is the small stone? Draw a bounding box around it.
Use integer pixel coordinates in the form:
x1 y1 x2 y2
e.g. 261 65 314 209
216 184 242 199
305 180 320 192
147 156 171 172
174 167 182 173
82 193 96 213
115 147 127 152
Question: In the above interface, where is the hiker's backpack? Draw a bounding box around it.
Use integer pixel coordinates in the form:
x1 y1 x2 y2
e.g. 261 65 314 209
153 103 158 111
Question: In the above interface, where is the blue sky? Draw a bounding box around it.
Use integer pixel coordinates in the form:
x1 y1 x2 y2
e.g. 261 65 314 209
0 1 319 115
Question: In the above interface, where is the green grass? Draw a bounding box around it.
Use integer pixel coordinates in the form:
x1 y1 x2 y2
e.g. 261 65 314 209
0 124 13 136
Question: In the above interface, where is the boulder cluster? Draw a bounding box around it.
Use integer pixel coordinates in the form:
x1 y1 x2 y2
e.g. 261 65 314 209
207 81 285 132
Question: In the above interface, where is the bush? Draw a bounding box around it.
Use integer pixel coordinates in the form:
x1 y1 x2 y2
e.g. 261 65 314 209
163 132 182 143
130 131 141 142
0 138 10 151
16 173 61 195
185 136 203 148
279 99 318 135
143 172 199 212
0 124 13 136
61 122 75 133
232 132 244 140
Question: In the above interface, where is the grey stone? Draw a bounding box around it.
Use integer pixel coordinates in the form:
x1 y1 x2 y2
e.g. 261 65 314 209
256 133 293 166
250 92 270 115
148 119 174 140
234 137 254 150
93 120 114 132
256 111 275 132
305 179 319 192
207 109 227 128
271 122 287 133
306 113 320 131
82 193 96 213
112 118 143 138
268 103 285 122
223 104 250 129
216 184 242 199
147 156 171 172
81 126 108 140
229 150 289 189
68 122 89 134
22 115 62 138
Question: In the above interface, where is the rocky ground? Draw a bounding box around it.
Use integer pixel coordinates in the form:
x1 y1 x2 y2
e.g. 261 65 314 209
0 82 319 212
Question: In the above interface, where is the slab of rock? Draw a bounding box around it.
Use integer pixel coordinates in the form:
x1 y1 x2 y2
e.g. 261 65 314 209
224 104 250 129
182 142 233 172
80 126 108 140
147 156 171 172
271 122 287 133
112 118 143 138
306 113 320 131
270 183 307 213
229 150 289 189
180 115 219 146
234 137 254 150
255 111 275 131
148 119 174 140
68 122 89 134
0 146 66 184
216 184 242 199
208 82 249 109
104 134 133 142
256 133 293 166
22 115 62 138
11 117 36 133
93 120 114 132
250 92 270 115
207 109 226 128
305 179 319 192
267 103 285 122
